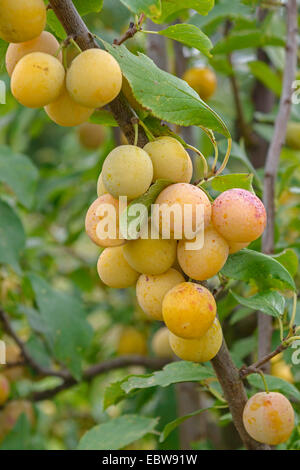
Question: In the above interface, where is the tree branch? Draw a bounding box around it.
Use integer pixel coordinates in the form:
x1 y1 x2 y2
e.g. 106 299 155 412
49 0 148 147
259 0 298 366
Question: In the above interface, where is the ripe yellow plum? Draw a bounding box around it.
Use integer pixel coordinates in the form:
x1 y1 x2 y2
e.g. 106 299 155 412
123 237 177 275
0 375 10 406
228 241 249 254
0 0 46 43
85 194 125 248
177 226 229 280
102 145 153 199
212 189 266 243
271 360 294 384
2 344 24 382
243 392 294 445
169 318 222 362
6 31 61 77
11 52 65 108
1 400 35 433
97 246 139 288
136 268 185 321
66 49 122 108
78 123 107 150
162 282 216 339
285 122 300 149
117 327 147 356
45 84 94 127
97 172 108 197
144 137 193 183
154 183 211 239
151 328 173 359
183 67 217 101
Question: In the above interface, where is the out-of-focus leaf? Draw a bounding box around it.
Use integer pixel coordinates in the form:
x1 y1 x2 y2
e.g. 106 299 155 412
248 61 282 97
272 249 299 278
213 31 285 54
154 0 214 23
89 110 118 127
120 0 161 16
0 199 25 273
78 415 158 450
0 415 31 450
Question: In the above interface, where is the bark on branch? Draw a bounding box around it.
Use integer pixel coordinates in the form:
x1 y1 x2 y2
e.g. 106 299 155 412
258 0 298 365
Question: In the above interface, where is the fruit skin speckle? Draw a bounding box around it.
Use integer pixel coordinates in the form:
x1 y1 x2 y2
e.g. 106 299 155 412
243 392 294 445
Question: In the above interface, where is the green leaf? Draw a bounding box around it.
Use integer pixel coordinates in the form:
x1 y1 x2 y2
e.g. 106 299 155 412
158 24 212 58
189 1 252 31
230 290 286 318
78 415 158 450
28 273 93 380
248 374 300 401
213 31 285 55
221 249 296 292
120 0 161 16
104 42 230 137
272 249 299 278
160 406 214 443
73 0 103 15
155 0 214 23
248 61 282 97
122 362 215 393
89 109 118 127
211 173 253 192
0 38 9 71
46 10 67 39
0 199 25 273
0 146 39 209
120 179 172 240
103 380 128 409
0 414 31 450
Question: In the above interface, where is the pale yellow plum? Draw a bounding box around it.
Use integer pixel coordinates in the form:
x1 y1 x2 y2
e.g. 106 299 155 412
102 145 153 199
151 328 173 359
285 122 300 149
169 318 222 362
11 52 65 108
85 194 125 248
1 400 35 435
78 123 107 149
177 226 229 281
123 237 177 275
45 84 94 127
0 0 46 43
154 183 211 239
183 67 217 101
97 246 139 288
136 268 185 321
212 189 266 243
6 31 61 77
66 49 122 108
117 327 147 356
271 361 294 384
144 137 193 183
0 375 10 406
97 172 108 197
243 392 294 445
228 241 249 254
162 282 216 339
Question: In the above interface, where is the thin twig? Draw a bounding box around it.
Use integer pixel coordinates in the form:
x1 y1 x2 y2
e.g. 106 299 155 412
114 14 145 46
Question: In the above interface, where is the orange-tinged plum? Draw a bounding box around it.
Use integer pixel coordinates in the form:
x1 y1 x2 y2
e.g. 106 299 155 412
162 282 216 339
45 84 94 127
78 123 107 150
169 318 222 362
85 194 125 248
212 189 266 243
6 31 61 77
154 183 211 239
117 327 147 356
97 246 139 288
2 400 35 433
97 172 108 197
0 375 10 406
66 49 122 108
136 268 185 321
144 137 193 183
11 52 65 108
183 67 217 101
123 237 177 275
228 241 249 254
151 327 173 359
243 392 294 445
102 145 153 199
0 0 46 43
177 226 229 281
